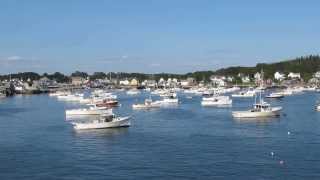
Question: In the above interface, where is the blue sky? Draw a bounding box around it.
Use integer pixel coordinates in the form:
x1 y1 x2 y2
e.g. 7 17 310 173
0 0 319 74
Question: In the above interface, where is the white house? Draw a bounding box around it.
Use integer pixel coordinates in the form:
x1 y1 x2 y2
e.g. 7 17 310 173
309 78 319 84
226 76 234 82
181 78 196 87
288 72 301 79
210 76 226 87
241 76 250 83
254 72 261 81
314 71 320 79
274 72 285 81
159 78 165 83
130 78 139 86
172 78 178 83
142 80 157 87
119 79 130 86
71 76 87 86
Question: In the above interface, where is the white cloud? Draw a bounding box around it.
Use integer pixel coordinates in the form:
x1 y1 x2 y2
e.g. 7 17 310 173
6 56 22 61
149 63 161 67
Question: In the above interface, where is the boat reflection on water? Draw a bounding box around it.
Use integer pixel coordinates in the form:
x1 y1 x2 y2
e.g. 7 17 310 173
233 116 281 124
202 104 232 108
72 126 129 138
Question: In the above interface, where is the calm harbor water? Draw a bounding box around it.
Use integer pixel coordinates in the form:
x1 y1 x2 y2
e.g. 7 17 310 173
1 91 320 179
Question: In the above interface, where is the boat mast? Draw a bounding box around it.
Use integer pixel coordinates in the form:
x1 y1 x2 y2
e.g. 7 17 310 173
259 90 262 104
254 92 257 105
261 68 264 88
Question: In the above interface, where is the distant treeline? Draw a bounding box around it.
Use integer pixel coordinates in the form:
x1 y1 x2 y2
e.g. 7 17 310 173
214 55 320 80
1 55 319 83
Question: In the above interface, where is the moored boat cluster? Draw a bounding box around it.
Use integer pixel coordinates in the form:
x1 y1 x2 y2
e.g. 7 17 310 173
46 84 320 131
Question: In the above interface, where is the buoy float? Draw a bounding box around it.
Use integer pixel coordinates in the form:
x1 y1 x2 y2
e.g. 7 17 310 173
279 160 284 165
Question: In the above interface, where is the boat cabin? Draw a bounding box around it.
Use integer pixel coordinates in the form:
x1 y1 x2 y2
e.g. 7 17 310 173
101 114 115 122
251 103 271 112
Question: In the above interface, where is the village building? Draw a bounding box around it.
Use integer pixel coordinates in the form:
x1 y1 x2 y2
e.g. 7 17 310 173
181 77 196 88
274 72 286 81
314 71 320 79
210 75 226 87
288 72 301 79
130 78 139 86
241 76 250 83
71 76 87 86
119 79 130 86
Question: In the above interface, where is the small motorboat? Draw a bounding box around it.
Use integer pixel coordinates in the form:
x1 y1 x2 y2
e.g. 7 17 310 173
127 89 140 95
58 93 84 101
132 98 161 109
95 99 119 107
278 89 293 96
201 96 232 106
49 91 70 97
66 106 112 116
72 114 130 130
265 92 284 99
157 93 179 105
231 89 256 97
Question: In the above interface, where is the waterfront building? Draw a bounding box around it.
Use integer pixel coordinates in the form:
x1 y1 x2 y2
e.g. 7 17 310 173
119 79 130 86
210 75 226 87
274 72 286 81
130 78 139 86
71 76 87 86
241 76 251 83
288 72 301 79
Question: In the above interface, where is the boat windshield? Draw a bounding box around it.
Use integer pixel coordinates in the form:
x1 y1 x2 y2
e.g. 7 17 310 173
253 104 270 109
102 115 114 122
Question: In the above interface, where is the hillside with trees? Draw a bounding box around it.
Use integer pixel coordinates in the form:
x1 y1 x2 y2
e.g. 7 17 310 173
0 55 319 83
214 55 320 81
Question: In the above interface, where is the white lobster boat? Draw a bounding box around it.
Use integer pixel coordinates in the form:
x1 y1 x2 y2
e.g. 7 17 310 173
127 89 140 95
265 92 284 99
72 115 130 130
49 91 70 97
132 98 161 109
158 93 179 105
201 96 232 106
232 94 282 118
231 89 256 97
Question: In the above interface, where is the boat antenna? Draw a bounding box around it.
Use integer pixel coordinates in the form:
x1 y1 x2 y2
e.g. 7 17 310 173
259 90 262 104
254 92 257 105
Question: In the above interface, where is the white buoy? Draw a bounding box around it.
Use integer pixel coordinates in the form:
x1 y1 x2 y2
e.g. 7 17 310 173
288 131 291 135
279 160 284 165
271 152 274 156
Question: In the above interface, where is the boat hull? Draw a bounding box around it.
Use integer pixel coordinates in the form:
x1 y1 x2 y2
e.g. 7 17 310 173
232 107 282 118
132 103 161 109
265 94 284 98
201 99 232 106
96 101 119 107
73 117 130 130
231 94 254 98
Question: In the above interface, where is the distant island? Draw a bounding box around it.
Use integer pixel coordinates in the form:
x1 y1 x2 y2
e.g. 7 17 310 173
1 55 320 84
